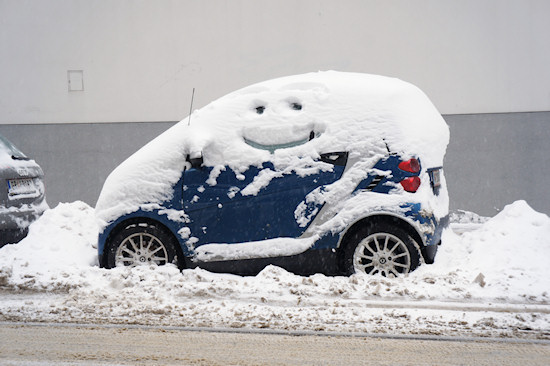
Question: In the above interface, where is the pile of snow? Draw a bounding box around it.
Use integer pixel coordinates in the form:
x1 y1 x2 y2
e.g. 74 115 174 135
0 200 549 337
430 200 550 301
0 201 97 290
95 71 450 231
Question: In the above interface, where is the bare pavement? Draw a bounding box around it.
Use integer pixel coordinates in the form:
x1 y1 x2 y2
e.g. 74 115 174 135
1 322 550 366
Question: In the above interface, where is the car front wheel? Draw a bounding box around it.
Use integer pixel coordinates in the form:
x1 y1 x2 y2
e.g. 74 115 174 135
344 223 420 277
105 222 179 269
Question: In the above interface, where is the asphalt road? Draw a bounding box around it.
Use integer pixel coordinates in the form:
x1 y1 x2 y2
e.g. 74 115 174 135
1 323 549 365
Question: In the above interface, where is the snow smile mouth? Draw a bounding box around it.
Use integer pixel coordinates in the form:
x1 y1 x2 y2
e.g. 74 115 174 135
243 130 318 153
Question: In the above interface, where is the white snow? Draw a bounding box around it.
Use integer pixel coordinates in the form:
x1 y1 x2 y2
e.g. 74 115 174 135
0 202 97 289
95 71 450 235
195 236 317 262
1 200 549 338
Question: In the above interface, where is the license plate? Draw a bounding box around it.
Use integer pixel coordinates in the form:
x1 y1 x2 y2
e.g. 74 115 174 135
7 178 37 197
429 168 441 188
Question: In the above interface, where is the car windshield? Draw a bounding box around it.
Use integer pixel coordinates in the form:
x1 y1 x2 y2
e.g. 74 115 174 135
0 134 28 160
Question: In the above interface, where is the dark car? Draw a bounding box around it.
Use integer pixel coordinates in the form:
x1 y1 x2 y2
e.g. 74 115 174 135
0 133 48 247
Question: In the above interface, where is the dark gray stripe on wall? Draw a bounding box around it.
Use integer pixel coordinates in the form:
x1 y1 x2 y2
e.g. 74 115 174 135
2 111 549 216
1 121 177 208
444 111 550 216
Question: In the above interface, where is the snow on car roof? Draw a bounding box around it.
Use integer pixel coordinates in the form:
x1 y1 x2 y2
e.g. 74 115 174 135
96 71 449 228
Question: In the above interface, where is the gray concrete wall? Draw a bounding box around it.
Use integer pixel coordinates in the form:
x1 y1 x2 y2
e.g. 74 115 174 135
444 112 550 216
3 111 550 217
0 122 175 209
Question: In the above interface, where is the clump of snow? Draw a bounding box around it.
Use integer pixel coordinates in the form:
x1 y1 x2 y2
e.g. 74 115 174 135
426 200 550 301
195 236 317 262
0 201 98 290
0 200 549 338
450 209 490 224
95 71 449 231
449 209 490 235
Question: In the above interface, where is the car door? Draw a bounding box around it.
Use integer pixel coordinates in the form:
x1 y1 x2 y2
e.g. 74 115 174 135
182 152 348 246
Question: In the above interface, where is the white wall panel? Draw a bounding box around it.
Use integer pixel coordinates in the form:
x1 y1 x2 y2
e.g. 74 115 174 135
1 0 549 124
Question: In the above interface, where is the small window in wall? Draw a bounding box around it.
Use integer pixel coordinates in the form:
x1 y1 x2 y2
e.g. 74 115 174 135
67 70 84 91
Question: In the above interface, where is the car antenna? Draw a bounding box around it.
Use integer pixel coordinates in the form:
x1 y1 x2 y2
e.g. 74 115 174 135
187 87 195 126
383 138 392 154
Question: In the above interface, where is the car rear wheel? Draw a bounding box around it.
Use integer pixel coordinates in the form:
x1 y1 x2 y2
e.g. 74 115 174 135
105 222 179 269
343 223 420 277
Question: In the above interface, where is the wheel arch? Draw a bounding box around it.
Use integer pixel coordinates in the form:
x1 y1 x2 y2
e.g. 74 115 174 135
337 213 425 258
100 216 186 269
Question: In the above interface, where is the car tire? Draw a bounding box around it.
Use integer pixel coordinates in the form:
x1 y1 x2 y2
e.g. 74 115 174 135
104 222 179 269
343 222 420 277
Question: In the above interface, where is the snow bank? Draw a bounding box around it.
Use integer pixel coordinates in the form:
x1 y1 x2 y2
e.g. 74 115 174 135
0 201 98 290
1 200 548 337
422 200 550 301
95 71 449 230
2 200 548 301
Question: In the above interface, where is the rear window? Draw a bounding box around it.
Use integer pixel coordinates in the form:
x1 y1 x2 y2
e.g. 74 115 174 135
0 134 28 160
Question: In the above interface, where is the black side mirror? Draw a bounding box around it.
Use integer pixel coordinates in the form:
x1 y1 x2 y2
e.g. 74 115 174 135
187 153 203 169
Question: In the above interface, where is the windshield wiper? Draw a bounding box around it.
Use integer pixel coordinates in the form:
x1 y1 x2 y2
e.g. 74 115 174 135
12 155 30 161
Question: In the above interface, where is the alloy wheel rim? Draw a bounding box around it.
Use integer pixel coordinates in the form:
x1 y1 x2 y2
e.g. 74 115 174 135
115 232 169 267
353 232 411 277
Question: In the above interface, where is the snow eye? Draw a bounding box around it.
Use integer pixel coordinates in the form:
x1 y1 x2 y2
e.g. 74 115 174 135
255 106 265 114
290 102 302 111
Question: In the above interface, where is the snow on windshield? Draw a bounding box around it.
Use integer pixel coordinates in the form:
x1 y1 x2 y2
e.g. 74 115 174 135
95 71 449 229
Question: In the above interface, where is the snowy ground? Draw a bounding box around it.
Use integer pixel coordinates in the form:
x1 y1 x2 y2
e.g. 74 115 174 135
1 200 549 340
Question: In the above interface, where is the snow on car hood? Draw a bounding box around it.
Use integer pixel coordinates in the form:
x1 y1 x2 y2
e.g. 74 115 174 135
96 71 449 230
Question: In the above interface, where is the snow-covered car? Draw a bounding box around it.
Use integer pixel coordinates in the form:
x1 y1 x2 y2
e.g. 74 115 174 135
96 71 450 277
0 133 48 247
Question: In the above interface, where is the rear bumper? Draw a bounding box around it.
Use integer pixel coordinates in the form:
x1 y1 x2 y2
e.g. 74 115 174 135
0 227 29 247
421 243 438 264
421 214 449 264
0 207 41 230
0 199 48 247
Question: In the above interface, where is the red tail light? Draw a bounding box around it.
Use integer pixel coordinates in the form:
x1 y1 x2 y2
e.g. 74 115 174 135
398 158 420 173
400 176 421 193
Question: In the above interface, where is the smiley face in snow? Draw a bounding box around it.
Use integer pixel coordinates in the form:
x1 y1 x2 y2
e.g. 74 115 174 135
211 81 333 157
241 99 326 153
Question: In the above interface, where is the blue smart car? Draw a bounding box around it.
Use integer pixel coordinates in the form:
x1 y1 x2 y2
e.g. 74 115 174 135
96 72 449 277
